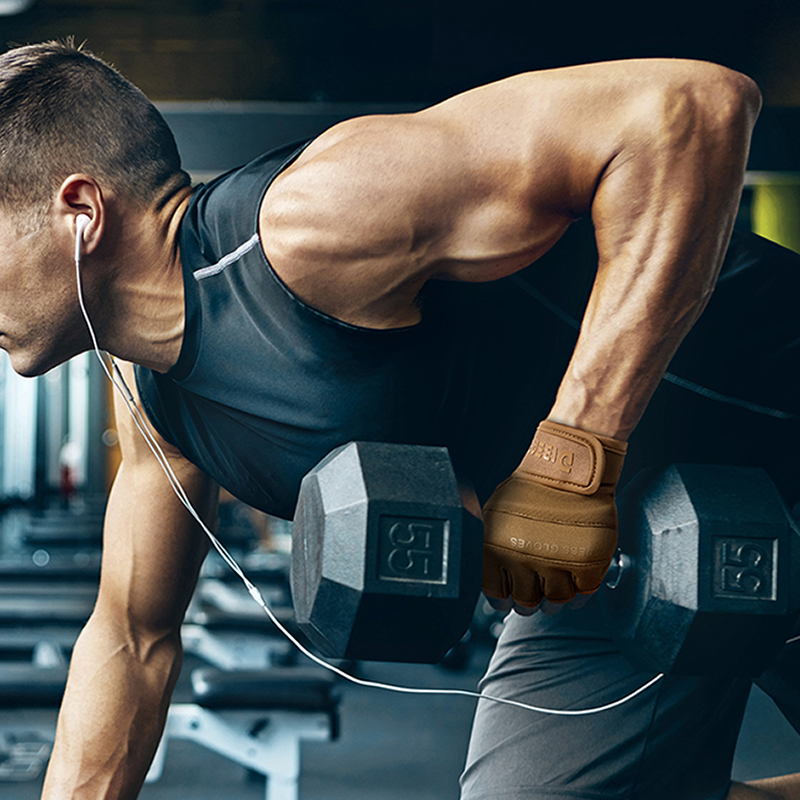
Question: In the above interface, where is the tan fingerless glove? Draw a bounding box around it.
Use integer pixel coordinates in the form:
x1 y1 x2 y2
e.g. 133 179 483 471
482 420 627 606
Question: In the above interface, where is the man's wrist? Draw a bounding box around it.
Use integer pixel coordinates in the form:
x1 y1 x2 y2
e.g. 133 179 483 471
545 410 633 443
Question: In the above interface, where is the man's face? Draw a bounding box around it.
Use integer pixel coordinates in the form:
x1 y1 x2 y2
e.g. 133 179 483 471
0 208 88 377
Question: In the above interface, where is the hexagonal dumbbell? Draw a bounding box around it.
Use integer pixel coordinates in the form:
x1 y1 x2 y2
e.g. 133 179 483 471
291 441 484 663
601 464 800 676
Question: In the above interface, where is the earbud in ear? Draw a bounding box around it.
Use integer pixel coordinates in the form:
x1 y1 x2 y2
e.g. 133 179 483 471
75 214 91 240
74 214 91 265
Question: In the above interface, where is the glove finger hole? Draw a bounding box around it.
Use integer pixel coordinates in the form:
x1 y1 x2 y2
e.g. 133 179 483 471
499 565 514 601
505 565 542 608
539 569 576 604
481 550 510 600
572 564 611 595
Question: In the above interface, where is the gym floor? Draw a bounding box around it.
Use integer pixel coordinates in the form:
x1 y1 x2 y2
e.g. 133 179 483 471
1 639 799 799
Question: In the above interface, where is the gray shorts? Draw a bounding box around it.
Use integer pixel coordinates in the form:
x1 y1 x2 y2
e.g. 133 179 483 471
460 603 800 800
461 229 800 800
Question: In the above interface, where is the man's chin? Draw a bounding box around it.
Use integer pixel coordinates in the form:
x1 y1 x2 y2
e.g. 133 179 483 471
5 351 65 379
8 362 48 379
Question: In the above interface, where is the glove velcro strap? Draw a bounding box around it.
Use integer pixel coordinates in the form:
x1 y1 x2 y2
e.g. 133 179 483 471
519 420 624 495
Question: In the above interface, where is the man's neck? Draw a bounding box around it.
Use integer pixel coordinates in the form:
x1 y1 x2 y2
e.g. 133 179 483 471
95 185 194 373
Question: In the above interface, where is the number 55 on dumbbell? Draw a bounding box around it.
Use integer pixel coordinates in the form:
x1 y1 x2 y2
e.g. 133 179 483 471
601 463 800 677
291 442 484 663
291 442 800 676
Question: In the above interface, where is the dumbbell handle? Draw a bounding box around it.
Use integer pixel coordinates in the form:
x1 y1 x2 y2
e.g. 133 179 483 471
604 550 634 591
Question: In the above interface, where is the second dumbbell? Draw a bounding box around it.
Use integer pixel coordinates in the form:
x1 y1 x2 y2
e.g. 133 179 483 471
600 463 800 677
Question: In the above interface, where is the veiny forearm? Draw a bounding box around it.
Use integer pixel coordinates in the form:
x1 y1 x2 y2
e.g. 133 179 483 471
41 610 182 799
549 68 761 440
41 361 218 800
548 256 715 441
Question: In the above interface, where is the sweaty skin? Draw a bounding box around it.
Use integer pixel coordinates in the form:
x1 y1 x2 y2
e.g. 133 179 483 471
27 59 765 797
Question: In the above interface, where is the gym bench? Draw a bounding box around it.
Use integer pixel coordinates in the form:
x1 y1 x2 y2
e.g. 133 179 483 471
146 667 340 800
0 663 339 798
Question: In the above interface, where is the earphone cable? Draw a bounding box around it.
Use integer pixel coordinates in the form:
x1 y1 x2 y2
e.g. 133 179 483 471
73 218 669 717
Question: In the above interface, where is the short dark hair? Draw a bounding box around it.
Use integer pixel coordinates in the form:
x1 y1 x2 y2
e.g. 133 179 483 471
0 39 189 214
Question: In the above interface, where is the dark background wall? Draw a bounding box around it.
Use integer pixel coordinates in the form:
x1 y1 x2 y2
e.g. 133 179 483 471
0 0 798 105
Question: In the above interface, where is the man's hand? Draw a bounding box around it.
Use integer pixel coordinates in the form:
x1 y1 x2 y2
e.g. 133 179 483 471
482 420 627 608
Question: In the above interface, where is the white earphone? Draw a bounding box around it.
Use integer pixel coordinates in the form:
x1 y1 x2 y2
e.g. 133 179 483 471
75 213 91 237
69 207 667 720
75 214 91 264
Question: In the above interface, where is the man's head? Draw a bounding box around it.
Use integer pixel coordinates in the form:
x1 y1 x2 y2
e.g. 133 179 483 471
0 40 192 377
0 39 189 226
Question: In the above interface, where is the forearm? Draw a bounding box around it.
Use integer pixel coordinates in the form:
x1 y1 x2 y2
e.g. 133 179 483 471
42 610 182 799
548 272 712 440
549 70 760 441
41 360 218 799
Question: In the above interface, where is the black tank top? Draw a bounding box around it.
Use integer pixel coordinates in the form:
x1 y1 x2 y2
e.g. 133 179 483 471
135 141 519 519
135 142 797 518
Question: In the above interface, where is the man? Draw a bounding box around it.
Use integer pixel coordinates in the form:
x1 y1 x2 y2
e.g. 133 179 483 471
0 40 794 799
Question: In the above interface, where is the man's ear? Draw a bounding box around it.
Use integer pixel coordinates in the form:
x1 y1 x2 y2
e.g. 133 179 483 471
56 174 105 255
